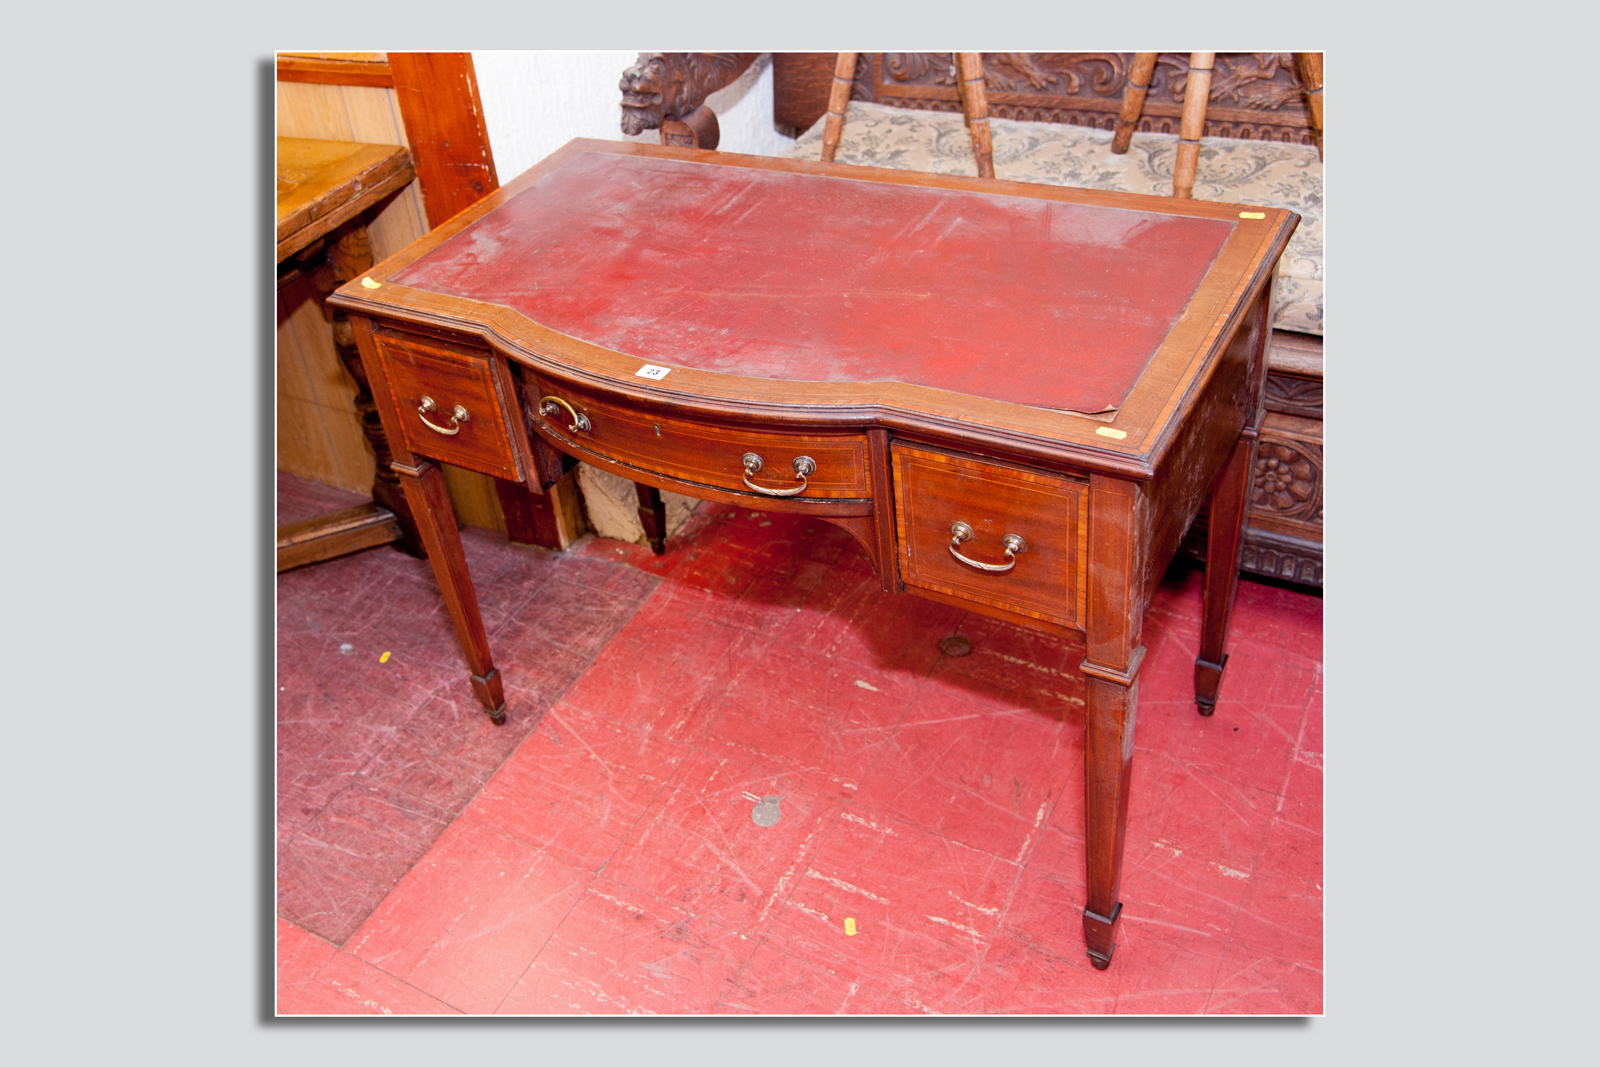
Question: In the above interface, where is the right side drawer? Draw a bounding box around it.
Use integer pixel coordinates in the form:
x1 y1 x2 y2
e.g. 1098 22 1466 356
892 443 1089 630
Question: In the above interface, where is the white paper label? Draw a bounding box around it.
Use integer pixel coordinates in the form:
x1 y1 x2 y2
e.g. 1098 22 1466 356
635 364 671 380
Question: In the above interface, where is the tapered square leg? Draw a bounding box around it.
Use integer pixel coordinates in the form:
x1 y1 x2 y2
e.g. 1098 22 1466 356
470 669 507 726
395 459 508 725
1196 430 1256 715
1079 663 1142 969
1082 903 1123 971
1080 474 1147 970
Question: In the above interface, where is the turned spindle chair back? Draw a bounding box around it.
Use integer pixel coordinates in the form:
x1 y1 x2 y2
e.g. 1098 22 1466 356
1112 52 1324 198
820 52 995 179
821 52 1321 198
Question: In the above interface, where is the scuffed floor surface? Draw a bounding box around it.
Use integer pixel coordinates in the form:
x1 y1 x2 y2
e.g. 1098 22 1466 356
276 472 1322 1015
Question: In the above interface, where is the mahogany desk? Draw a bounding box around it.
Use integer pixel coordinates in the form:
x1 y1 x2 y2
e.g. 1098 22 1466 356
329 139 1298 970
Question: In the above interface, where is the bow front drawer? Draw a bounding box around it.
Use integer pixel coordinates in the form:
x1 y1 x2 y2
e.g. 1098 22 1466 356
531 377 871 501
892 443 1088 630
372 330 531 482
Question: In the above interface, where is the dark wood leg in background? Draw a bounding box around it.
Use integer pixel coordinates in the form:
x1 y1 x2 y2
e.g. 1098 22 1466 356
493 477 563 549
323 220 424 555
496 364 583 552
1079 474 1147 970
395 459 507 725
1195 429 1256 716
338 340 425 557
277 217 426 571
868 427 900 594
494 478 543 545
635 482 668 555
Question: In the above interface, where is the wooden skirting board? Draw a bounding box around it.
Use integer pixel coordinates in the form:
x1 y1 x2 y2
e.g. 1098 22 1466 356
277 503 401 572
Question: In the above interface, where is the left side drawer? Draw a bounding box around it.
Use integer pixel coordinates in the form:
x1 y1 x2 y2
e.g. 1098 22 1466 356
373 330 528 482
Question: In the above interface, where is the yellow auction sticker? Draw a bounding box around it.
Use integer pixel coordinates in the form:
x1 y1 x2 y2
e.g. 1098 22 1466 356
844 917 857 936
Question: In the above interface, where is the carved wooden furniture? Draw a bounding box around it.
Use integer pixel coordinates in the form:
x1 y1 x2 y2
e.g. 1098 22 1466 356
1111 52 1325 197
278 54 589 553
771 52 1320 145
619 52 759 150
820 50 1325 200
329 139 1299 970
822 53 994 178
1166 53 1213 198
818 52 859 163
276 137 423 570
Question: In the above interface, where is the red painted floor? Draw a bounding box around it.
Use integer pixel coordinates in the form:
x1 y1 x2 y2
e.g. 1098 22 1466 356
276 472 1322 1015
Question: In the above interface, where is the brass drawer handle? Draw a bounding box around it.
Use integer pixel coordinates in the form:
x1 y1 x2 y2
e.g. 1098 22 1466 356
742 452 815 497
418 395 470 436
949 522 1027 573
539 395 591 433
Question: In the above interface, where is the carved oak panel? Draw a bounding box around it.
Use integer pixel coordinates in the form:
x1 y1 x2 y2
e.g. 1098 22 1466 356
1249 412 1322 545
1240 529 1324 586
1181 369 1324 588
855 53 1317 145
1264 372 1324 419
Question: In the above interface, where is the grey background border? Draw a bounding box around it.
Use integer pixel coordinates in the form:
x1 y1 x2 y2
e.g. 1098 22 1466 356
5 3 1585 1062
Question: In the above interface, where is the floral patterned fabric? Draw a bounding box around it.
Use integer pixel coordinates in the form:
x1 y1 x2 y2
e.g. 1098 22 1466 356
783 101 1323 337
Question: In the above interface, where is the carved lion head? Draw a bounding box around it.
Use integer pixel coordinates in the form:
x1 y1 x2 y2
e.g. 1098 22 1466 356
619 53 674 136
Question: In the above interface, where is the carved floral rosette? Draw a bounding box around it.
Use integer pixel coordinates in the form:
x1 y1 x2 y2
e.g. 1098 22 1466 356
1251 430 1323 531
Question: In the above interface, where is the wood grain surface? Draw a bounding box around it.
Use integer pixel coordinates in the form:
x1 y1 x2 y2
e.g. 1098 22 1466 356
388 53 498 228
276 54 394 87
276 138 415 261
276 503 401 572
893 443 1088 628
372 331 531 484
531 374 872 500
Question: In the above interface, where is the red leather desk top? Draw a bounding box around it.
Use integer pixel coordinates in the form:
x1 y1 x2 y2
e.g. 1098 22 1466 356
392 151 1234 415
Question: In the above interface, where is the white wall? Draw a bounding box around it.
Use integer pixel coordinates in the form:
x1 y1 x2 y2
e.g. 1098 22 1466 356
472 51 792 184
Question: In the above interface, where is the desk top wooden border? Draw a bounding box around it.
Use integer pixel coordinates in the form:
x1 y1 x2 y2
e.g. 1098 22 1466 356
331 138 1296 481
